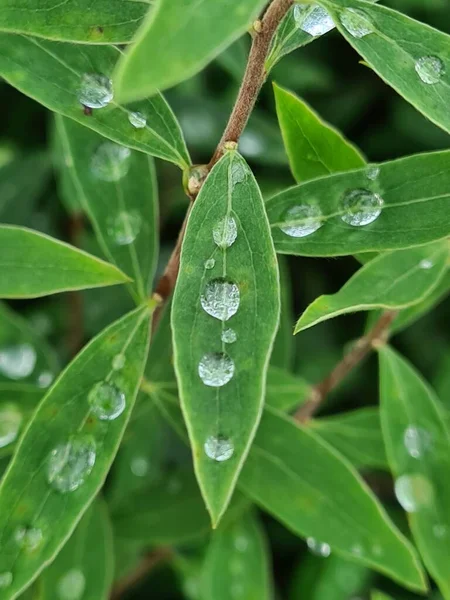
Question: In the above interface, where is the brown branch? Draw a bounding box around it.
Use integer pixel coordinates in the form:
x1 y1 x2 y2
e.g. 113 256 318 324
294 310 399 423
66 213 85 356
110 548 172 599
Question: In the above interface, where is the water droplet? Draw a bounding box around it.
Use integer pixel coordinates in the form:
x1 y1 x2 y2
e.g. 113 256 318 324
90 142 131 182
433 524 448 539
198 353 235 387
294 4 335 36
112 354 125 370
0 404 22 448
128 111 147 129
279 204 323 238
415 56 445 85
221 328 237 344
307 537 331 557
394 474 434 513
204 435 234 461
420 259 434 270
201 278 240 322
0 343 36 380
37 371 54 388
235 536 249 552
231 582 245 598
47 436 96 493
204 258 215 270
340 189 383 226
88 381 126 421
340 8 374 38
107 210 142 246
403 426 431 459
0 572 12 589
57 569 86 600
371 544 383 557
130 456 149 477
213 216 237 248
230 557 244 575
351 544 363 556
14 526 43 552
366 165 380 180
231 161 246 185
78 73 113 109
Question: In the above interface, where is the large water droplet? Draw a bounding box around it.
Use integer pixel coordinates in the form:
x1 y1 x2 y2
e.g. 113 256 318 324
57 569 86 600
130 456 149 477
128 111 147 129
340 189 383 226
419 259 434 270
213 216 237 248
394 474 434 513
294 4 335 36
14 526 43 552
0 343 36 380
403 426 431 459
88 381 126 421
0 404 22 448
201 278 240 322
47 436 96 493
198 353 235 387
107 210 142 246
0 572 12 589
340 8 374 38
37 371 54 388
222 328 237 344
112 354 125 371
78 73 113 109
279 204 323 238
204 258 215 270
415 56 445 85
90 143 131 182
204 435 234 461
307 537 331 557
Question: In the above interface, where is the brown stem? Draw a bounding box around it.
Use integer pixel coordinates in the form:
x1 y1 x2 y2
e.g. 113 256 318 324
66 213 85 356
110 548 172 599
294 310 399 423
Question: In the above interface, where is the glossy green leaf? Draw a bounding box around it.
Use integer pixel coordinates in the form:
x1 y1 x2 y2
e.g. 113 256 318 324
239 407 427 591
321 0 450 135
114 0 267 102
172 151 280 525
0 384 42 459
0 305 150 599
379 346 450 599
265 366 311 413
201 512 272 600
0 226 130 299
39 500 114 599
267 151 450 256
295 241 449 333
274 83 365 183
54 115 159 301
270 255 294 370
0 36 190 169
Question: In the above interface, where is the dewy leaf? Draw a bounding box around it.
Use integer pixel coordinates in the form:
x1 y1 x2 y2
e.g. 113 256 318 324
113 0 267 102
239 407 427 592
201 511 272 600
39 500 114 600
0 384 43 459
0 226 130 299
321 0 450 136
274 83 365 183
0 0 149 44
54 116 159 302
0 305 150 599
295 241 449 333
379 346 450 599
172 151 280 525
267 151 450 256
0 36 190 169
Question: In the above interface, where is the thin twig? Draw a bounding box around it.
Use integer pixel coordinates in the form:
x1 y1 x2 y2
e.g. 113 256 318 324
111 548 172 599
66 213 85 356
294 310 399 423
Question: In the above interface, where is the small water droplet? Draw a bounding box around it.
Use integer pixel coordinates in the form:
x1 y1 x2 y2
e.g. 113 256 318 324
112 354 125 371
57 568 86 600
307 537 331 557
90 142 131 182
340 8 374 38
221 328 237 344
403 426 431 459
201 278 240 322
372 544 383 557
394 474 434 513
0 404 22 448
47 436 96 493
419 259 434 270
0 572 12 589
78 73 113 109
366 165 380 180
230 557 244 575
88 381 126 421
198 353 235 387
130 456 149 477
107 210 142 246
351 544 363 556
128 111 147 129
433 524 448 539
231 161 246 185
415 56 445 85
340 189 383 226
204 435 234 461
294 4 335 36
279 204 323 238
213 216 237 248
14 526 43 552
37 371 54 388
235 536 249 552
204 258 215 270
0 343 36 380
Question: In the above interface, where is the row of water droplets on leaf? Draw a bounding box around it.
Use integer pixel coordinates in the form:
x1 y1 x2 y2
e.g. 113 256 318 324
227 531 252 599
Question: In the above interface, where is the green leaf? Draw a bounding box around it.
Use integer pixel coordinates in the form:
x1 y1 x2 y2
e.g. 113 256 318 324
0 305 150 599
274 83 365 183
321 0 450 135
371 592 394 600
0 226 130 299
172 151 280 525
201 511 272 600
265 366 311 413
54 115 159 302
267 151 450 256
0 384 43 459
0 35 190 169
113 0 267 103
379 346 450 599
39 500 114 599
239 407 427 592
295 241 449 333
270 255 295 370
